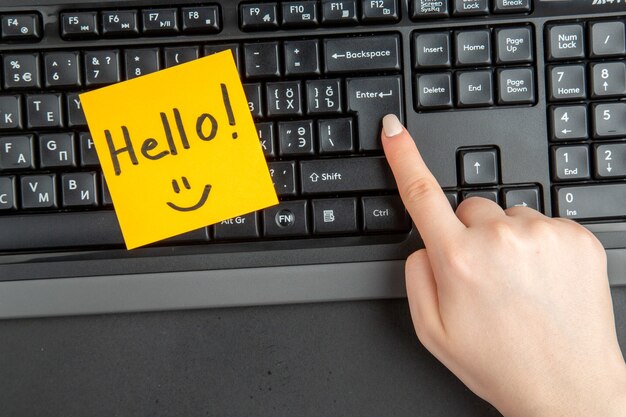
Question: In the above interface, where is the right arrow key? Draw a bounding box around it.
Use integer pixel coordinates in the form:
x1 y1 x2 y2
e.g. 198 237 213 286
460 148 499 186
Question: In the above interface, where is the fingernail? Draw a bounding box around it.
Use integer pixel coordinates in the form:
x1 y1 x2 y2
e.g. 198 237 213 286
382 114 403 137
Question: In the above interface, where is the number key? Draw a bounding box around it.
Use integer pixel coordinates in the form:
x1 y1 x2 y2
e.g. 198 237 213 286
3 53 40 89
591 62 626 98
44 52 81 88
124 48 160 79
550 105 588 141
593 102 626 138
552 145 589 181
84 50 121 86
549 64 586 101
595 143 626 178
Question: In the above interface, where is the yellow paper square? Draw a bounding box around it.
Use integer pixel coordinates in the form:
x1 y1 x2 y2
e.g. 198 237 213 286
80 51 278 249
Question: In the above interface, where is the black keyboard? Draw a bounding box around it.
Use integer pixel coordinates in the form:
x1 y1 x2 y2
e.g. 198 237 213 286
0 0 624 316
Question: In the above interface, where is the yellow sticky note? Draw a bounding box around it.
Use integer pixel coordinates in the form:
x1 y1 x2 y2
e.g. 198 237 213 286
80 51 278 249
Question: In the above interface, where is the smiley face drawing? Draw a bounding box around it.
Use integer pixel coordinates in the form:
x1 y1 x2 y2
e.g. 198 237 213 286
166 176 212 212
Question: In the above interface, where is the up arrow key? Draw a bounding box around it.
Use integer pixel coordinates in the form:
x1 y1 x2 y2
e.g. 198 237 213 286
461 149 499 185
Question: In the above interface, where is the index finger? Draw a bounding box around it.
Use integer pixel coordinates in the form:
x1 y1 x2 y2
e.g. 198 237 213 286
381 114 465 248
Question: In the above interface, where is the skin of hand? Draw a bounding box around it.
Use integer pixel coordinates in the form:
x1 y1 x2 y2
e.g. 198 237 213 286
380 114 626 417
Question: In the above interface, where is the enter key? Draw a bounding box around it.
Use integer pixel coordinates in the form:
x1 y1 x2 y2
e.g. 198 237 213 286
347 75 403 151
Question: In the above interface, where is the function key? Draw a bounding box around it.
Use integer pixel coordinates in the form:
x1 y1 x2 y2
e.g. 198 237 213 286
589 21 626 58
413 32 451 68
493 0 531 13
61 12 99 39
322 0 359 25
263 201 309 238
142 9 179 35
495 27 533 64
1 14 41 41
547 24 585 61
240 3 279 31
412 0 449 18
182 6 220 33
282 1 319 27
362 0 399 23
452 0 489 16
101 10 139 37
497 67 535 104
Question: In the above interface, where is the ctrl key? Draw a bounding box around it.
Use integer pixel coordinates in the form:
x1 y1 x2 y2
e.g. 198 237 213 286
362 196 411 232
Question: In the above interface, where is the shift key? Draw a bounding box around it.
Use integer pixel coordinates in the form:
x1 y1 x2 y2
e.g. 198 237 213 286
347 75 404 151
300 157 396 195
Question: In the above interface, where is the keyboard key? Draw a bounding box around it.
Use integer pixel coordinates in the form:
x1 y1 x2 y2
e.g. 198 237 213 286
181 6 220 33
322 0 358 25
142 9 179 35
0 176 16 210
362 196 411 232
266 81 302 117
102 10 139 37
284 40 321 76
547 24 585 60
552 145 590 181
84 50 121 86
411 0 449 18
502 187 540 210
164 46 200 68
493 0 531 13
452 0 489 16
550 105 588 141
590 62 626 98
240 3 279 30
593 103 626 138
214 213 260 240
205 44 241 71
1 14 41 41
125 48 160 79
278 120 314 156
324 35 400 73
445 191 458 209
589 21 625 58
456 70 493 107
495 27 533 64
460 149 499 185
414 73 453 109
0 95 22 130
268 161 297 196
346 75 403 151
462 189 499 204
280 120 314 154
282 1 319 27
243 83 264 119
101 176 113 206
318 118 354 154
79 132 99 167
413 32 451 68
549 64 586 101
312 197 358 234
26 94 63 128
244 42 280 79
0 135 34 170
61 12 99 39
263 200 310 237
3 53 40 89
555 184 626 220
362 0 399 22
300 157 395 194
44 51 81 88
21 174 57 209
595 143 626 178
66 92 87 127
0 211 123 250
256 122 275 158
39 133 76 168
61 172 98 207
455 30 491 66
306 79 342 114
497 67 535 104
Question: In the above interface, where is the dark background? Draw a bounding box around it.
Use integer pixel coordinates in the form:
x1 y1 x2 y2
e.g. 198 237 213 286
1 289 625 416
